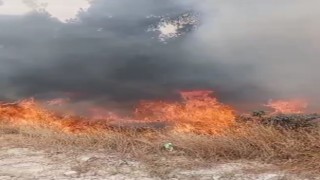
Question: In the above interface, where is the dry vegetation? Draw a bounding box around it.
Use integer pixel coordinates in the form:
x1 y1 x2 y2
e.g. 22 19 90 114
1 94 319 178
1 113 319 176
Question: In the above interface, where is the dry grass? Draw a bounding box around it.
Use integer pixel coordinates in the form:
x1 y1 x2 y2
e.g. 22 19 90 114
0 119 319 175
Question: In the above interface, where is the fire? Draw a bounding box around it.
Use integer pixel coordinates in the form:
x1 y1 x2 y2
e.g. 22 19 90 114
265 99 308 114
0 98 108 133
89 107 122 121
0 90 236 135
2 91 312 135
135 90 236 134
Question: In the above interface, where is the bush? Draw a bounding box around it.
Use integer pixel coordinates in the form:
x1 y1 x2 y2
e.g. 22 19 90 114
237 113 320 129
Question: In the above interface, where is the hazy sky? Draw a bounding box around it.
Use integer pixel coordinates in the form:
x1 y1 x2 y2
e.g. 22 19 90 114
1 0 320 111
0 0 90 22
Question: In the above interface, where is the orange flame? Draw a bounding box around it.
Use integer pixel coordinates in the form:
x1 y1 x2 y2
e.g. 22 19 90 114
0 90 236 135
135 90 236 134
0 98 109 133
89 107 122 121
265 99 308 114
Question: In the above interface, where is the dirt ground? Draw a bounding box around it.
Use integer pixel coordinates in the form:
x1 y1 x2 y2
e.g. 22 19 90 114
0 135 318 180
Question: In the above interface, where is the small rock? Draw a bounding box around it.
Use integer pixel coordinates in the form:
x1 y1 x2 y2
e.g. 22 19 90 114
119 160 129 166
78 156 95 162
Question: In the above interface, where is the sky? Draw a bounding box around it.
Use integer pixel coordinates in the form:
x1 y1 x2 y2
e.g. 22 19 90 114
0 0 91 22
0 0 320 111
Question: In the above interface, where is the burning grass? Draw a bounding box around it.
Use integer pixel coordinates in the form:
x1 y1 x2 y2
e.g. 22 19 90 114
0 91 319 174
135 90 235 134
0 91 236 134
1 116 319 174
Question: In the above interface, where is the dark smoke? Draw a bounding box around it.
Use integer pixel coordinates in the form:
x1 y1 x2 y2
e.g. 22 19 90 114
0 0 319 111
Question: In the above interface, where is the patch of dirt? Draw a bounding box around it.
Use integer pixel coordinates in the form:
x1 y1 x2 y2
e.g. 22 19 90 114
0 135 318 180
0 143 152 179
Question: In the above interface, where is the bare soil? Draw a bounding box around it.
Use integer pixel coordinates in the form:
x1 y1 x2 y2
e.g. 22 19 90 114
0 134 318 180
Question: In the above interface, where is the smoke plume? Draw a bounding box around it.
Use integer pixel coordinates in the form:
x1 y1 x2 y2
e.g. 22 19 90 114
0 0 320 111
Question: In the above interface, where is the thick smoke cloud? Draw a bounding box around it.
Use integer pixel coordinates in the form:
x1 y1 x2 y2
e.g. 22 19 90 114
191 0 320 109
0 0 319 111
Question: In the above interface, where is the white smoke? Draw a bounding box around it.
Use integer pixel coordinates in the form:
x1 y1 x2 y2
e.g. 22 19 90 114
185 0 320 103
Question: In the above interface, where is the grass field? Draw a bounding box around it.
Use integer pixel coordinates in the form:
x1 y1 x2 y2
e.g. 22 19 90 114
1 114 319 177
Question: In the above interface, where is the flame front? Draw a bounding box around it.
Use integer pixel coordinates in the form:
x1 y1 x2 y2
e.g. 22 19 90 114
135 90 236 134
0 90 236 135
0 99 107 133
265 99 308 114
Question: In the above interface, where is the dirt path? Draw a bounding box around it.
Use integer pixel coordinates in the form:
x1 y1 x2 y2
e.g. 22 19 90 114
0 136 318 180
